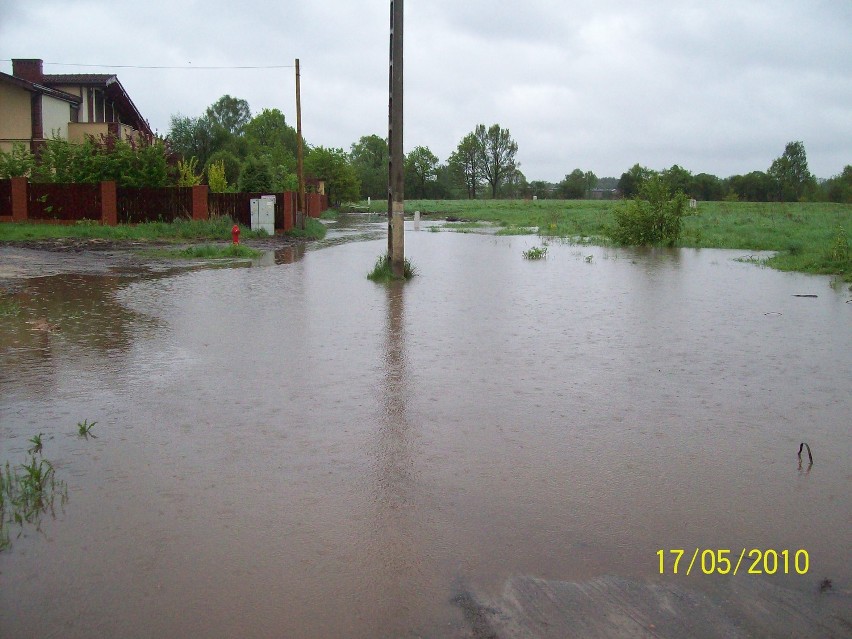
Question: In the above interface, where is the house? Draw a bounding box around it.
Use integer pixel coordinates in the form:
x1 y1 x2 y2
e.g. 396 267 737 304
0 58 152 153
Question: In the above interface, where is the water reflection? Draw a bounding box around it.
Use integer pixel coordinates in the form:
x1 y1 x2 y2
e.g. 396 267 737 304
0 274 161 397
369 281 423 635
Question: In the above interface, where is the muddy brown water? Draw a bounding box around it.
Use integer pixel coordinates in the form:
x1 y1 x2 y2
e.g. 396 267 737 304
1 221 850 637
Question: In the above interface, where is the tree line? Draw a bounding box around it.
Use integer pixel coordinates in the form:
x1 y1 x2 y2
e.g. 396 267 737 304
2 92 849 205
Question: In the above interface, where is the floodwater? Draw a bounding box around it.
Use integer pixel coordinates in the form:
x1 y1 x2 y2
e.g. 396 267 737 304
1 219 850 638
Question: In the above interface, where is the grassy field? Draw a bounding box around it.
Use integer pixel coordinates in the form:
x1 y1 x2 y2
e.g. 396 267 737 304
0 216 326 243
355 199 852 281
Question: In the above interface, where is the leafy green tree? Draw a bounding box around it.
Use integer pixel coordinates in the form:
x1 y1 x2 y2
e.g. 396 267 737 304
661 164 692 196
476 123 518 198
244 108 298 172
207 160 228 193
768 141 816 202
728 171 772 202
204 150 241 188
0 142 36 178
612 174 687 246
618 164 655 198
349 134 388 200
167 114 218 167
239 155 274 192
404 146 439 199
499 166 527 199
528 180 554 199
558 169 588 199
448 132 483 199
823 165 852 203
691 173 724 201
305 146 360 206
206 95 251 137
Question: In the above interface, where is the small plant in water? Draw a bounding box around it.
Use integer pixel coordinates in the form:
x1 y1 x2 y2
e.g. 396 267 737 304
366 253 417 282
1 447 68 551
27 433 44 454
522 246 548 260
77 419 97 438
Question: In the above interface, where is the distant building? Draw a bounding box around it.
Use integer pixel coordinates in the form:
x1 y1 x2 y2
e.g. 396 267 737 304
0 58 152 153
589 188 621 200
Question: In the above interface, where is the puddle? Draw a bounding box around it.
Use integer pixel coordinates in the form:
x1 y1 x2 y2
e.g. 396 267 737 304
1 225 850 638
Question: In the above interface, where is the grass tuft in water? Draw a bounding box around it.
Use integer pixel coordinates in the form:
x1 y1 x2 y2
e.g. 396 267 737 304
284 217 327 240
0 298 21 317
367 253 417 282
174 244 263 260
77 419 97 438
1 442 68 552
522 246 548 260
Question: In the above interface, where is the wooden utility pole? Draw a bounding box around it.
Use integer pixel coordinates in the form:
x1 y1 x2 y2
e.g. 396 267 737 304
388 0 404 277
295 58 306 230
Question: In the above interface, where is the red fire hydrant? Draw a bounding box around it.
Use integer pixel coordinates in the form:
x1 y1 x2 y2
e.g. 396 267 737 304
231 224 240 244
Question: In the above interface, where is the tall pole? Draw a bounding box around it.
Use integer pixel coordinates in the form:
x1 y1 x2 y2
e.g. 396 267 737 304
388 0 404 277
296 58 306 230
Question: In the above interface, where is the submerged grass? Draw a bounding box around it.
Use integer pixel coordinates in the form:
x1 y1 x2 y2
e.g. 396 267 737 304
159 243 264 260
360 199 852 280
1 444 68 552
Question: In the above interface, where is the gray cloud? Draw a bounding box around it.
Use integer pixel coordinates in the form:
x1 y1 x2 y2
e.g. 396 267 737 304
2 0 849 179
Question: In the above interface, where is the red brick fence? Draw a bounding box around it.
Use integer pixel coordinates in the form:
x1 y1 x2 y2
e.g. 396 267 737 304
0 178 328 231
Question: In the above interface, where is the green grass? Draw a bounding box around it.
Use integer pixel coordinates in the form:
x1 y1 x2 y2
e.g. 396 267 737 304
284 217 327 240
0 216 273 243
358 199 852 280
162 243 263 260
366 253 417 282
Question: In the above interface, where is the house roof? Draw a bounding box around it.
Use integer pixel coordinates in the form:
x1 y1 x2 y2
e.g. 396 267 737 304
42 74 152 137
0 71 82 104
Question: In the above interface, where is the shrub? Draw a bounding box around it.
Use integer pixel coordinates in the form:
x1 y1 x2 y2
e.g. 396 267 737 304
612 175 688 246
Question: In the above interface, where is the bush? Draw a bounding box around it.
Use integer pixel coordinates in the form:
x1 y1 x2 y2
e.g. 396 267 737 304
239 156 274 192
612 175 688 246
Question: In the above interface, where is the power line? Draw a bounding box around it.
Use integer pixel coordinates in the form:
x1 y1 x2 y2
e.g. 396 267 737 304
1 59 295 70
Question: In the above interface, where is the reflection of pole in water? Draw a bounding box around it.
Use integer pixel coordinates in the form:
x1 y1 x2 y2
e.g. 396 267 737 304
368 281 422 634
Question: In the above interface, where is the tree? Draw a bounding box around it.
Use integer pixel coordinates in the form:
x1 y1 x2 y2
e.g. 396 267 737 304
204 149 242 188
349 134 388 200
768 141 816 202
558 169 589 199
528 180 554 199
448 133 483 199
239 156 274 192
404 146 439 199
305 146 360 206
206 95 251 137
476 123 518 198
612 175 687 246
167 114 217 167
618 164 655 198
728 171 772 202
661 164 692 196
244 108 298 172
691 173 724 201
824 165 852 203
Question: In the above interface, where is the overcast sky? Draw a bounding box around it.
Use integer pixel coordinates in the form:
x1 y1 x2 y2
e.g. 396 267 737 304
2 0 850 180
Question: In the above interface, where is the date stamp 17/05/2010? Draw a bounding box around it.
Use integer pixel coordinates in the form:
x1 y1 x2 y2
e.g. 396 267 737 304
657 549 809 576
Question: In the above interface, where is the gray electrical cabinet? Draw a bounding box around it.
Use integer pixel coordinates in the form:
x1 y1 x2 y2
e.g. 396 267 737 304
250 196 275 235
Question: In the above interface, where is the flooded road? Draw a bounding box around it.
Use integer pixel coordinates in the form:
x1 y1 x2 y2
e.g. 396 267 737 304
1 221 850 637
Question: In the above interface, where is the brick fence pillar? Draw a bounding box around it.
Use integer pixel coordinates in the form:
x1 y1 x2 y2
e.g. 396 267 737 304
10 177 29 222
192 184 209 221
100 181 117 225
282 191 294 231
